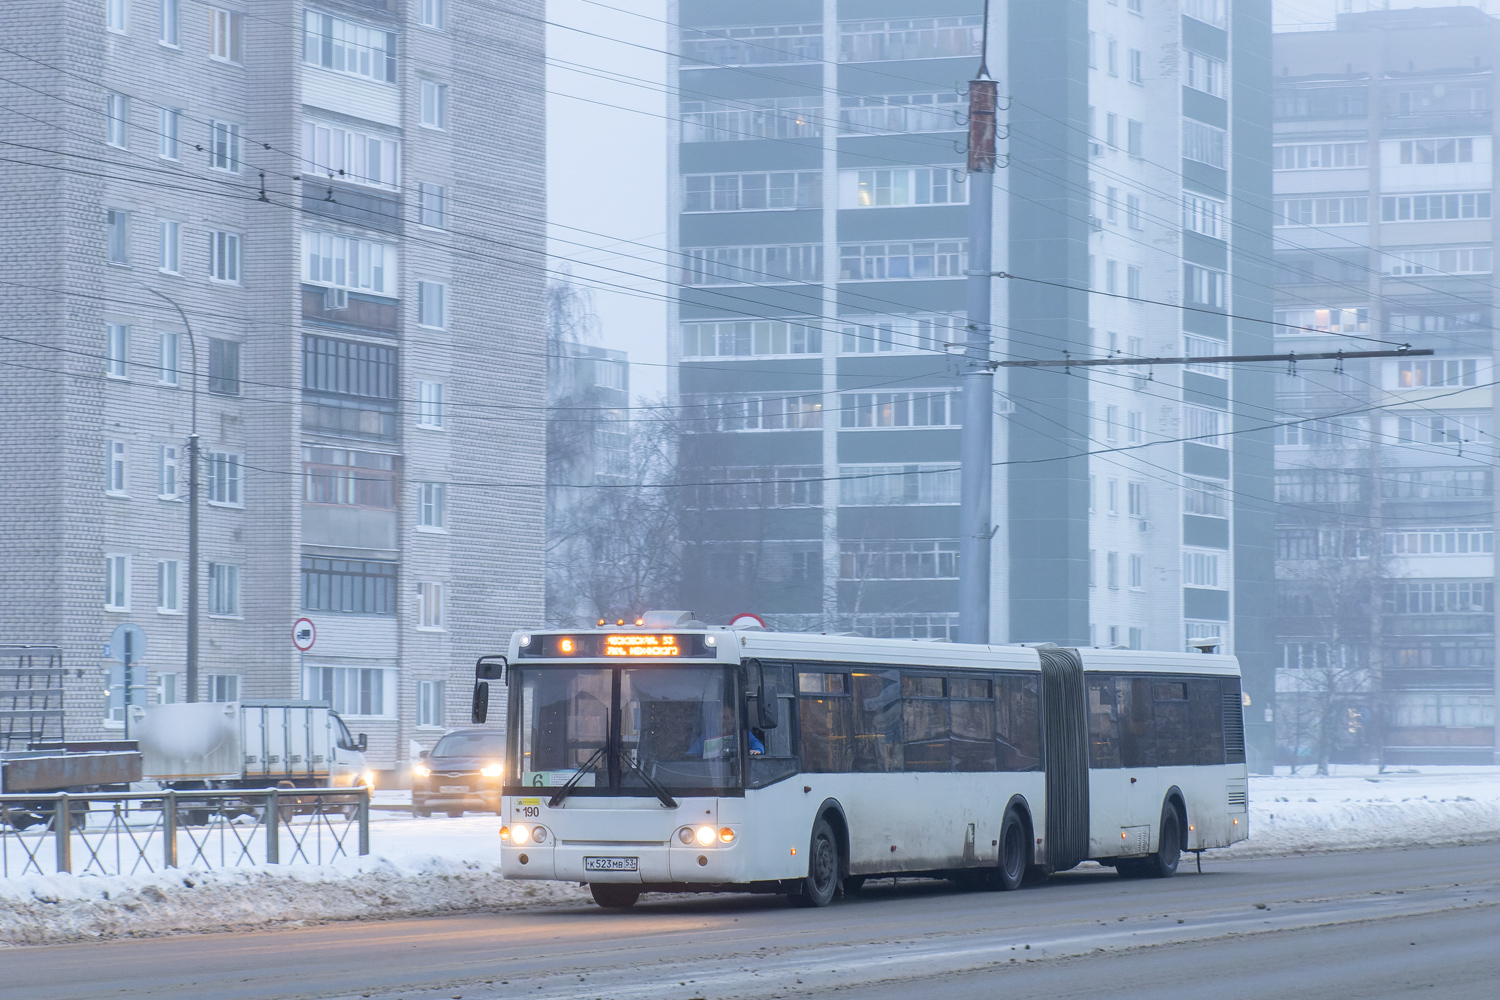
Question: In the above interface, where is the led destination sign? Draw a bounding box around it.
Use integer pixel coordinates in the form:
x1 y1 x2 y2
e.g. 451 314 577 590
518 632 715 658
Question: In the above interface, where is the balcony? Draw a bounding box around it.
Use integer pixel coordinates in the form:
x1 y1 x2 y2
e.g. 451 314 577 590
302 285 399 336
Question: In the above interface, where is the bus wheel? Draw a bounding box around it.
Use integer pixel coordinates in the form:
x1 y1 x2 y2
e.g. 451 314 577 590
590 883 641 909
794 817 840 907
1144 804 1183 879
996 809 1027 891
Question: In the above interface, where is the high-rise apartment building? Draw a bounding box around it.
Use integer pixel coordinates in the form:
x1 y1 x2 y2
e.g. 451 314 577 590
0 0 545 773
1273 6 1498 765
668 1 1274 767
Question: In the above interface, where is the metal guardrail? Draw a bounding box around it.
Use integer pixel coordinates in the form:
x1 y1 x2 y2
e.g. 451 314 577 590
0 786 370 878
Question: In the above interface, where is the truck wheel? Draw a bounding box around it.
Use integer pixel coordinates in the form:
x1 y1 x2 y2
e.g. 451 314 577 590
793 817 840 907
590 883 640 909
446 809 464 818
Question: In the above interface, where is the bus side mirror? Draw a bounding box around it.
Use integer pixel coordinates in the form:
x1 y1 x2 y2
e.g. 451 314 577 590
471 680 490 725
475 656 507 681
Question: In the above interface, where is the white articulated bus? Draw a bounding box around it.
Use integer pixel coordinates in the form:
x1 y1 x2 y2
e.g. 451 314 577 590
469 614 1248 909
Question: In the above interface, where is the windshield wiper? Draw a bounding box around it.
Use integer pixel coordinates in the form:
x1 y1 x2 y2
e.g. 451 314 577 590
547 747 607 808
623 753 678 808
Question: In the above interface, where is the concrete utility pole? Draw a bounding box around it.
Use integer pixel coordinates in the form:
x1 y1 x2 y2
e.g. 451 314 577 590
958 20 998 646
132 282 201 702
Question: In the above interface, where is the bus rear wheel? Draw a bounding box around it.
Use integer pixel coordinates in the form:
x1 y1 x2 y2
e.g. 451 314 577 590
590 883 641 909
1143 804 1183 879
794 817 840 907
995 809 1027 891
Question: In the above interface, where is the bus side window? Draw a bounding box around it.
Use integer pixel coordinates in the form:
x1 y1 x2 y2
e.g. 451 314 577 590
995 673 1042 771
1087 675 1122 768
759 663 795 757
1187 679 1224 764
797 670 853 772
901 673 950 772
852 670 903 772
1152 680 1191 766
949 675 996 771
1119 677 1155 768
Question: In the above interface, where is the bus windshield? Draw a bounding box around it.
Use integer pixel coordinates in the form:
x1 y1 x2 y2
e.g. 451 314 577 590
509 666 742 795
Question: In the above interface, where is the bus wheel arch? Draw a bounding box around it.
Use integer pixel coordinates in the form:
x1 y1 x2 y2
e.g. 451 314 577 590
815 798 851 883
1162 786 1188 853
996 795 1034 890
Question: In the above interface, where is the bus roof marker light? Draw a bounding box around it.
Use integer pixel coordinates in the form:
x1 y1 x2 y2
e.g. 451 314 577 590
519 634 531 647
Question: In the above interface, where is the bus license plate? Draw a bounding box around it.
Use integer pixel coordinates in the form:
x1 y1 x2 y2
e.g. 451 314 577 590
584 856 638 872
439 785 468 793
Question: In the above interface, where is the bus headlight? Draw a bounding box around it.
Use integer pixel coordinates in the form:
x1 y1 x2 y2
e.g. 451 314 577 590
695 825 715 847
480 764 502 778
512 824 529 843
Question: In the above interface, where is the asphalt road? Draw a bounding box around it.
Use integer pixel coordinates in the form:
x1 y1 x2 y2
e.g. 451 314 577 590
7 843 1499 1000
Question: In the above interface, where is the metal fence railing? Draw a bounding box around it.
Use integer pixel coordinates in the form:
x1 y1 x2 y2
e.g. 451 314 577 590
0 786 370 878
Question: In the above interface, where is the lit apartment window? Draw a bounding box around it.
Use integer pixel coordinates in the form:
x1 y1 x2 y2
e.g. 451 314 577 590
107 440 128 494
420 80 448 129
158 444 179 498
210 8 244 63
420 0 446 30
106 554 131 611
418 281 447 328
416 581 445 629
106 323 130 378
208 338 241 395
418 482 446 529
159 108 180 159
157 560 181 613
416 680 445 728
417 381 445 428
159 332 180 386
159 0 179 46
105 93 130 147
106 209 128 264
208 562 241 615
107 0 127 33
158 219 181 273
208 230 241 282
209 120 241 172
207 452 244 505
418 182 446 228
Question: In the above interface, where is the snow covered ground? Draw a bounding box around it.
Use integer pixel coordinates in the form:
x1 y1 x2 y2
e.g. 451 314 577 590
2 766 1497 946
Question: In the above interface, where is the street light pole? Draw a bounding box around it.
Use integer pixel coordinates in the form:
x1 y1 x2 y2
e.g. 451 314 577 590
131 282 200 703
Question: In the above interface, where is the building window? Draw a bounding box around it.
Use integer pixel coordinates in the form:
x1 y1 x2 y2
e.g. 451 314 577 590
1184 50 1222 96
417 281 447 328
210 8 244 63
838 16 982 63
1184 0 1227 28
1126 193 1142 229
301 120 400 189
1106 478 1119 513
1127 410 1144 444
105 92 129 147
1395 358 1480 388
106 554 131 611
303 10 397 83
209 120 241 172
302 231 398 294
302 447 396 508
157 444 179 498
1274 197 1368 227
208 338 241 395
419 0 446 29
206 674 239 703
106 323 130 378
838 314 957 355
158 219 180 273
1399 138 1475 164
1184 479 1227 518
1184 406 1225 447
1386 581 1493 614
418 182 446 228
1107 551 1119 589
1380 192 1491 222
107 0 127 32
1127 265 1141 299
106 209 128 264
843 167 967 208
839 241 965 280
158 332 180 385
1273 142 1366 170
207 452 243 505
1182 120 1226 168
1129 554 1144 590
1128 626 1142 650
684 171 822 212
208 562 241 615
158 108 180 159
416 581 445 628
416 680 444 727
1127 481 1147 516
417 381 445 428
1088 550 1096 587
107 440 128 494
683 244 823 285
1128 48 1143 84
418 482 446 529
1182 193 1224 238
1184 264 1224 308
420 80 448 128
1104 405 1119 442
1127 118 1143 158
157 560 180 613
680 23 822 66
1382 248 1491 276
159 0 179 45
840 540 959 580
837 464 958 505
1183 550 1222 588
685 96 825 141
157 672 183 703
836 92 961 135
303 665 389 717
301 557 397 615
840 390 957 428
208 230 241 282
1107 37 1118 75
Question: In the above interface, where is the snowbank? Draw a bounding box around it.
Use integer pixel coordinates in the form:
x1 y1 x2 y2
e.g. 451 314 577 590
3 766 1497 946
